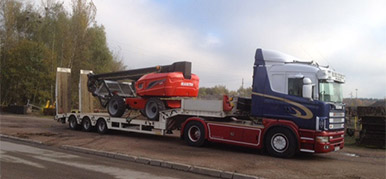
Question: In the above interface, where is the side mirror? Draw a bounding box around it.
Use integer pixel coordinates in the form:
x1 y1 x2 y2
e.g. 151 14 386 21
302 78 313 100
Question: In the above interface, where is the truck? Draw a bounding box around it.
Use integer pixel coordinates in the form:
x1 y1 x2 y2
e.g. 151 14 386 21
55 48 345 158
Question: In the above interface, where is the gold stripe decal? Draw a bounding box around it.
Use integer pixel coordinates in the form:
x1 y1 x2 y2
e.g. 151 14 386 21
252 92 313 119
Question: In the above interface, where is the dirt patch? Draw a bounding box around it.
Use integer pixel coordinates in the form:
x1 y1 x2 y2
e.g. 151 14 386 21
17 132 58 137
1 114 385 178
6 125 21 128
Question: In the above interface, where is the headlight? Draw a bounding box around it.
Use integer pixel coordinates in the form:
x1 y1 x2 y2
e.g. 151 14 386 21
316 136 329 143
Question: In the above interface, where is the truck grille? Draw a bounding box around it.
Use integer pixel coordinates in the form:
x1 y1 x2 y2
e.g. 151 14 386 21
329 118 344 123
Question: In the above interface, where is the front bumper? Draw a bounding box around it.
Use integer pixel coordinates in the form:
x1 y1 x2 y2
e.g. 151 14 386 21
314 130 345 153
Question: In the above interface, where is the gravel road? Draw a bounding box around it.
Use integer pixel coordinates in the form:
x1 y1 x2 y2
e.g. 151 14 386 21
0 114 385 178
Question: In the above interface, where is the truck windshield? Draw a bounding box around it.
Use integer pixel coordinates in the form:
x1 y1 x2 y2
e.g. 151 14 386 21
319 80 343 103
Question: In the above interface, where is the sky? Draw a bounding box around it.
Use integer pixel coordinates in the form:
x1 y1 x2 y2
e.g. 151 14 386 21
32 0 386 98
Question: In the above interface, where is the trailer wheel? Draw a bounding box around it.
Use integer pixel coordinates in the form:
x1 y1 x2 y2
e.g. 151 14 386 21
184 121 206 147
145 98 165 121
265 127 297 158
82 117 93 132
68 115 81 130
108 95 126 117
96 119 108 134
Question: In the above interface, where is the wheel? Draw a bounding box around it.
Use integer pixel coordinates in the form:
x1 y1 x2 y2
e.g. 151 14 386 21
265 127 297 158
82 117 93 132
184 121 206 147
144 98 165 120
96 119 108 134
107 95 126 117
68 115 81 130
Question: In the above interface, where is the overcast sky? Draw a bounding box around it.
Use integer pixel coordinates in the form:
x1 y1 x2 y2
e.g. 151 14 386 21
33 0 386 98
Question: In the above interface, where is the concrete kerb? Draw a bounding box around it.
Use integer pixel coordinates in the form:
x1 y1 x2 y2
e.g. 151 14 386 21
233 173 260 179
0 134 44 145
170 161 191 171
136 156 151 165
61 145 260 179
190 166 223 178
149 159 163 166
0 135 260 179
160 161 173 168
221 171 235 179
114 153 137 162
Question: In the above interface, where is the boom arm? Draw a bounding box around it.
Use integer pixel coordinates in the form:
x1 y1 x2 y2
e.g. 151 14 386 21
87 61 192 106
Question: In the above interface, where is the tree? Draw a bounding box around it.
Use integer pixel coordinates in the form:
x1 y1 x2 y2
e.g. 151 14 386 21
198 85 252 99
0 0 125 107
237 86 252 97
199 85 230 99
1 40 51 105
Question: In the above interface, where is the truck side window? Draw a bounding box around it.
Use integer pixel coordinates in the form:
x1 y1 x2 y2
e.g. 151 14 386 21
271 74 285 93
288 78 302 97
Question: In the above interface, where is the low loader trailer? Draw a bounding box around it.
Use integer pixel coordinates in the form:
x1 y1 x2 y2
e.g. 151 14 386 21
55 48 345 158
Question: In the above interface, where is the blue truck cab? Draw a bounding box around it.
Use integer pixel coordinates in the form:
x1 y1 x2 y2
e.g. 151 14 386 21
251 48 345 154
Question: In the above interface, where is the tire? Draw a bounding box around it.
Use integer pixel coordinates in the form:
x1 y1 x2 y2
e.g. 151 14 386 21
96 119 108 134
82 117 93 132
107 95 126 117
265 127 297 158
184 121 206 147
144 98 165 121
68 115 81 130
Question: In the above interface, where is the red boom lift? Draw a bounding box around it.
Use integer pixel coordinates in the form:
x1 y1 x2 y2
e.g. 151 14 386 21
87 62 199 120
